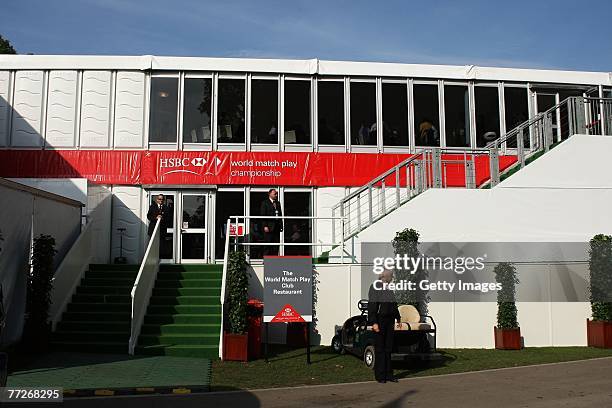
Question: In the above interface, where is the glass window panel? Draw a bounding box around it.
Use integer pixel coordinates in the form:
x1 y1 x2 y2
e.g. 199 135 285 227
350 82 377 146
249 190 270 259
413 84 440 146
284 80 311 144
382 82 408 146
182 195 206 229
504 87 529 131
251 79 278 144
149 77 178 143
218 78 245 144
183 78 212 143
318 81 345 145
475 86 500 147
284 191 312 256
444 85 470 147
215 191 244 259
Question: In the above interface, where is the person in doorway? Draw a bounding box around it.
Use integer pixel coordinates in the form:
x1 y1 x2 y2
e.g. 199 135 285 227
260 188 283 256
147 194 168 236
367 269 401 383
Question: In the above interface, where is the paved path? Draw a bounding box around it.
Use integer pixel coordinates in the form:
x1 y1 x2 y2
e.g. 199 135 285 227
62 357 612 408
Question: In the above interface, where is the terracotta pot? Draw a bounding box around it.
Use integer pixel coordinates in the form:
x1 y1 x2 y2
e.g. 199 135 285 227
223 332 249 361
587 319 612 348
494 327 522 350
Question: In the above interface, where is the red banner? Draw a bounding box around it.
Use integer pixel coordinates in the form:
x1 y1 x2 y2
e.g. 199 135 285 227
0 150 516 187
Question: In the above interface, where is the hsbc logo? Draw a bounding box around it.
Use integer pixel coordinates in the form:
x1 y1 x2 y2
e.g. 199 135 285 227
160 157 206 168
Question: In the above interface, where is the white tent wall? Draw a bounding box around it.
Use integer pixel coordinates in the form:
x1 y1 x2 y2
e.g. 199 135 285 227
87 183 112 264
110 185 144 264
0 179 82 347
310 134 612 348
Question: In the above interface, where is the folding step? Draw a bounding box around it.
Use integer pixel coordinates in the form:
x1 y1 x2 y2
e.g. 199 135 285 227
84 270 139 280
154 279 221 288
60 311 131 322
148 296 219 306
76 286 133 295
146 305 221 314
156 271 222 280
89 264 140 272
144 314 220 325
66 302 131 313
140 323 221 335
56 321 131 332
159 264 223 272
152 287 220 297
52 331 130 343
80 277 135 287
138 333 219 346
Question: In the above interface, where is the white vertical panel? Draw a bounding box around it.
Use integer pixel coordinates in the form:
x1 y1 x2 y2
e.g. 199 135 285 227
114 71 145 148
0 71 9 146
88 183 112 263
111 186 143 264
45 70 78 147
11 70 44 147
80 70 111 147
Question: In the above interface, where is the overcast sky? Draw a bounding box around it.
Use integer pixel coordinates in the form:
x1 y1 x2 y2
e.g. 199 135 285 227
3 0 612 71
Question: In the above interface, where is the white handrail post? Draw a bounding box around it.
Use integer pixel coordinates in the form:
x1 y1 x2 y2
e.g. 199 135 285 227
129 218 160 355
218 221 232 359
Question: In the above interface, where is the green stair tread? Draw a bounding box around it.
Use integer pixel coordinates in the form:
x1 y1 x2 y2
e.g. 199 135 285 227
89 264 140 271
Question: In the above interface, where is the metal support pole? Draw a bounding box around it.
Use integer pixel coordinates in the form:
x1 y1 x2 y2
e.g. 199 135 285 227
395 167 401 209
367 185 373 226
465 156 475 189
544 114 553 152
489 145 500 187
575 96 586 135
306 322 311 364
517 127 525 168
431 147 442 188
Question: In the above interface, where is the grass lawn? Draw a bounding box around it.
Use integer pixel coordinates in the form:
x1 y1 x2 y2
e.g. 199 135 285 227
212 345 612 391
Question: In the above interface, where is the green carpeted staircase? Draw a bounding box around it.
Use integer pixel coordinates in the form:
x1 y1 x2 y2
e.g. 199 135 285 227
52 264 139 354
135 264 223 358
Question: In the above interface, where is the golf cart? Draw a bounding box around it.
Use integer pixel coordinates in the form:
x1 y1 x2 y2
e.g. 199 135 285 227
331 299 441 369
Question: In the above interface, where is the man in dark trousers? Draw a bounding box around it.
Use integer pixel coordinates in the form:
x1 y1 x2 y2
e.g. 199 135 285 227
147 194 171 258
368 269 401 383
260 188 283 256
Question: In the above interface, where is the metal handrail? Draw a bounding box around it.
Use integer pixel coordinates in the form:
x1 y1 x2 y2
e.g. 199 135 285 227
129 218 161 355
332 96 612 244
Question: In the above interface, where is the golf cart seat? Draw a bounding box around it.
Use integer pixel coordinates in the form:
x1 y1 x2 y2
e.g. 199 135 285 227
396 305 435 331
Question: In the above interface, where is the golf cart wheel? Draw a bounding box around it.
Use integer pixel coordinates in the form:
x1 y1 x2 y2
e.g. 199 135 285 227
331 335 345 354
364 345 375 369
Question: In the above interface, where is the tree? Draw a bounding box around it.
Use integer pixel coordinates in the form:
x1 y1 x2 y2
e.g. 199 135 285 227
0 35 16 54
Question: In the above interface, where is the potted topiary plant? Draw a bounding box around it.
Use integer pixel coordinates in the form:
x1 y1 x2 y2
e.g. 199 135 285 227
223 249 250 361
392 228 429 315
494 262 521 350
587 234 612 348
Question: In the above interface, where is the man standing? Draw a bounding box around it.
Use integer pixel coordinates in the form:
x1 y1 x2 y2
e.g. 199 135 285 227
368 269 401 383
260 188 283 256
147 194 167 236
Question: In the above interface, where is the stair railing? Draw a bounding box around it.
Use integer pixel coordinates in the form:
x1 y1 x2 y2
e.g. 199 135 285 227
129 218 161 355
332 96 612 243
49 219 95 330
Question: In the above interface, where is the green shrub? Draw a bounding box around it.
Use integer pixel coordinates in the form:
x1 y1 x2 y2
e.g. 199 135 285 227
226 250 249 334
589 234 612 322
24 234 56 348
494 262 519 329
392 228 429 315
